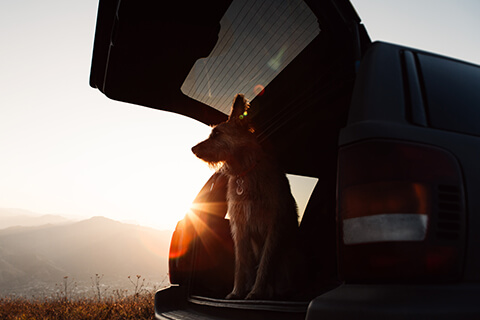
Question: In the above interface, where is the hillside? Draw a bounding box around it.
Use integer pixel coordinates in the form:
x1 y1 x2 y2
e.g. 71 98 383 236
0 208 71 229
0 216 173 298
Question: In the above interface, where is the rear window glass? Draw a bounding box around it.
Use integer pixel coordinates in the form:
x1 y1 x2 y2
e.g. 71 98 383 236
417 53 480 136
181 0 320 114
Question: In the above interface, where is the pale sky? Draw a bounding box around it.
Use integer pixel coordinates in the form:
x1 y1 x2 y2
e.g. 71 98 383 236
1 0 479 230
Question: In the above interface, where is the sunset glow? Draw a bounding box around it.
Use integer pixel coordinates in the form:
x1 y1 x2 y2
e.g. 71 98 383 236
1 0 480 233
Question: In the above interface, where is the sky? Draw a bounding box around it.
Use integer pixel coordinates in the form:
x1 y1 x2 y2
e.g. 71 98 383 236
1 0 479 231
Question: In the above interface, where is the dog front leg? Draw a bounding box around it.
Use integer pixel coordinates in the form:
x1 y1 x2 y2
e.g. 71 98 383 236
226 229 255 299
245 231 278 300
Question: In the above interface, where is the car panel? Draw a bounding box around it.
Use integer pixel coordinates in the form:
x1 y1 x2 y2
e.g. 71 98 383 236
90 0 231 125
346 42 408 125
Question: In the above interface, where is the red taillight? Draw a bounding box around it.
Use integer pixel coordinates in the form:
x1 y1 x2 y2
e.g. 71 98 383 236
342 181 430 244
337 140 465 282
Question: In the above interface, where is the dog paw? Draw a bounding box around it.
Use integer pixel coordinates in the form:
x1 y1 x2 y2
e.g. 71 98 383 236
225 292 243 300
245 291 264 300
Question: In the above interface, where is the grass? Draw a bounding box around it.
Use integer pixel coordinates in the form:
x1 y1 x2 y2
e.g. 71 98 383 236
0 291 156 320
0 275 168 319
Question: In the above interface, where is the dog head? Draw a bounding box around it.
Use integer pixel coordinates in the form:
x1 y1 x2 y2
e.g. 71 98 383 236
191 94 259 171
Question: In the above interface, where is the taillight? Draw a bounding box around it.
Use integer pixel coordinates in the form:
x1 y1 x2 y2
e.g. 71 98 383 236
337 140 465 282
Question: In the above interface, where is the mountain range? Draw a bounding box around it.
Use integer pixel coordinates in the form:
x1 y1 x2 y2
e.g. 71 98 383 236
0 210 173 298
0 208 71 229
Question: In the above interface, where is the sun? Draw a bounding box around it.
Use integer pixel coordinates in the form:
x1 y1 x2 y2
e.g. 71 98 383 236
106 113 215 231
132 157 214 231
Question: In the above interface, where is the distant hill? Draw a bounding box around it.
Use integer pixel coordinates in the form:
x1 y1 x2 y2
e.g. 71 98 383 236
0 216 173 298
0 208 71 229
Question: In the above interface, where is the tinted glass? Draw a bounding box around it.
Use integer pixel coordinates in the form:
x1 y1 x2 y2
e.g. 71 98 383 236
417 53 480 136
181 0 320 114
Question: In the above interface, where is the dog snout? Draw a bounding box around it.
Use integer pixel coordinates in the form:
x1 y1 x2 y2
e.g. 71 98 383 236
192 143 204 157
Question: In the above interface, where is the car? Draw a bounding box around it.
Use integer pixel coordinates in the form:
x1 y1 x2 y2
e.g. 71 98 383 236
89 0 480 319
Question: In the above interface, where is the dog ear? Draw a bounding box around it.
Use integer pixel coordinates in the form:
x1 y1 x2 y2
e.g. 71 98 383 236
228 94 250 124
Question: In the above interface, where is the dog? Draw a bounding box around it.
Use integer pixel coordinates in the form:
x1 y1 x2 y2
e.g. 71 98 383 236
191 94 299 300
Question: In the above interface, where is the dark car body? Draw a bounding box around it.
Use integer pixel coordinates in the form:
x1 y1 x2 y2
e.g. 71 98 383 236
90 0 480 319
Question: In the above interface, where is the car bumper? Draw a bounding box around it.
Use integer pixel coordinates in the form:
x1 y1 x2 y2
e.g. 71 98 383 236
306 283 480 320
155 283 480 320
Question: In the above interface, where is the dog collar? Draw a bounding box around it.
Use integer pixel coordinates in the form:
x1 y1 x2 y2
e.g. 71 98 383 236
236 161 257 178
235 162 258 195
